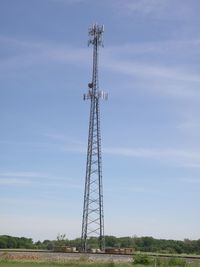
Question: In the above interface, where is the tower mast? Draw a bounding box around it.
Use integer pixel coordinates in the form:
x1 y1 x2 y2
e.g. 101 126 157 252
81 24 107 252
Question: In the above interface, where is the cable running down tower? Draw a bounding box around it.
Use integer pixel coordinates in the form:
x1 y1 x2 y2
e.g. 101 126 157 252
81 24 107 252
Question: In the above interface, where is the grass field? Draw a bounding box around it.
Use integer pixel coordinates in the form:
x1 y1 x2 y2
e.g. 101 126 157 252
0 262 130 267
0 261 200 267
0 252 200 267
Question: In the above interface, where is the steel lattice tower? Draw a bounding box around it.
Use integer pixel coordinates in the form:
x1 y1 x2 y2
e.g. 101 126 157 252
81 24 107 252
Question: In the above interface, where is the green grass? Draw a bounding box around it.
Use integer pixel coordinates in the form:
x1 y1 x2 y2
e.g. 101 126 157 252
0 259 199 267
0 262 132 267
133 252 200 259
0 262 200 267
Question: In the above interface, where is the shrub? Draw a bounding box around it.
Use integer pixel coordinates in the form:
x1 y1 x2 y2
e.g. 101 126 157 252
133 254 153 265
167 257 187 267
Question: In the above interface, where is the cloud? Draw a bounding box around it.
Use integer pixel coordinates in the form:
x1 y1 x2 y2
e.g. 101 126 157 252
181 177 200 184
44 133 84 146
0 171 81 188
0 171 48 185
38 133 200 168
110 184 171 197
116 0 168 16
102 39 200 98
103 147 200 168
48 0 84 4
0 36 89 69
43 133 86 153
113 0 197 20
43 132 200 168
177 119 200 132
0 178 32 186
103 39 200 65
1 35 200 99
104 62 200 98
0 171 48 178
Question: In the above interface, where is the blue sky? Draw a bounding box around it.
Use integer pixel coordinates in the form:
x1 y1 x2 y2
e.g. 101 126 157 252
0 0 200 242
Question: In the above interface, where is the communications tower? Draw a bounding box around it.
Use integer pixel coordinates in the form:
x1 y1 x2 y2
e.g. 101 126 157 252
81 24 107 252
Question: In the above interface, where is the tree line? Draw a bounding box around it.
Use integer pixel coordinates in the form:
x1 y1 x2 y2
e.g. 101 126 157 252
0 235 200 255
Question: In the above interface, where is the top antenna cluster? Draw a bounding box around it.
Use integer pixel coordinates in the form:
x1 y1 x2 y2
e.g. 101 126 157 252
88 24 104 46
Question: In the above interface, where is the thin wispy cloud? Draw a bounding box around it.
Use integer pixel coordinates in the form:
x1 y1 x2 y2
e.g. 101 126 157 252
1 35 199 99
113 0 197 20
44 133 85 146
43 133 86 153
103 147 200 168
177 119 200 132
110 184 171 197
0 36 89 69
37 133 200 168
43 133 200 168
103 60 200 98
49 0 84 4
105 60 196 82
104 39 200 62
0 171 48 178
181 177 200 184
0 135 85 155
0 178 32 186
0 171 46 186
0 172 48 186
102 40 200 98
115 0 168 17
0 171 81 188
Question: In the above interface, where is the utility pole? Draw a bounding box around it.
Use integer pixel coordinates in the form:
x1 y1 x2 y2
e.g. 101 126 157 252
81 24 107 252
